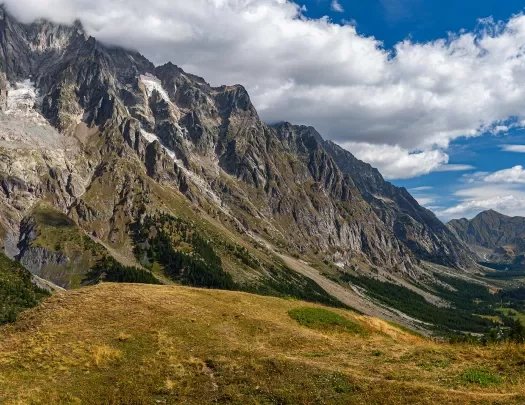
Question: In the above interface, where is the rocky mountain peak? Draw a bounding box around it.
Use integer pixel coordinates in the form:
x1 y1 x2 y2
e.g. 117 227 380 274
476 209 508 220
213 84 256 119
448 210 525 264
0 8 482 294
26 19 83 53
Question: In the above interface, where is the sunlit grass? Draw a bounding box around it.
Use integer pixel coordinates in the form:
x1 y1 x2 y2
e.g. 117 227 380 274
1 284 525 404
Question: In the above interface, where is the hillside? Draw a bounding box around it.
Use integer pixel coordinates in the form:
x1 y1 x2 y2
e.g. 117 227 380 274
321 138 475 269
1 283 525 405
449 210 525 265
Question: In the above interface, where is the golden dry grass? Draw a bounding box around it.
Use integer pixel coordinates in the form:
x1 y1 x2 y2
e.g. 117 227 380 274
92 345 122 368
1 283 525 404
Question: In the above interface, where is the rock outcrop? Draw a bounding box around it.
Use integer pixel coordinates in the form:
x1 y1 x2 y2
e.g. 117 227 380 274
0 72 7 111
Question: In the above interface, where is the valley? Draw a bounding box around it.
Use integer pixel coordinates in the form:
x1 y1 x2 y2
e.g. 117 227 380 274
1 5 525 403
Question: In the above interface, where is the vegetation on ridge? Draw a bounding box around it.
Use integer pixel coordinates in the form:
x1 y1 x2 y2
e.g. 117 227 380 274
133 213 236 290
23 204 109 289
132 213 346 307
0 253 50 325
341 272 496 333
85 256 161 285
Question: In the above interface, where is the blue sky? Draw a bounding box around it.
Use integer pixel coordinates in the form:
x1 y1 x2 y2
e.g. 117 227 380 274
6 0 525 221
303 0 525 47
300 0 525 220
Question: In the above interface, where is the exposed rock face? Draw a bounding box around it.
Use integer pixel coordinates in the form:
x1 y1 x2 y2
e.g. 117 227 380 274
17 216 71 284
0 72 7 111
449 210 525 263
0 6 479 288
278 127 475 269
19 246 70 281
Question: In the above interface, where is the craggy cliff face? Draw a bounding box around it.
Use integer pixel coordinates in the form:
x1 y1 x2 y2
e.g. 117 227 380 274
0 7 475 288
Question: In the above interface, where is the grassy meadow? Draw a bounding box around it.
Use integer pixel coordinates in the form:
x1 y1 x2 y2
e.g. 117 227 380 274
1 283 525 404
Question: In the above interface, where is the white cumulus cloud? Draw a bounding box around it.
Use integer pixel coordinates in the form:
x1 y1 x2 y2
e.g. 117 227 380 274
482 165 525 184
438 171 525 219
340 142 449 179
410 186 433 191
435 164 476 173
439 195 525 219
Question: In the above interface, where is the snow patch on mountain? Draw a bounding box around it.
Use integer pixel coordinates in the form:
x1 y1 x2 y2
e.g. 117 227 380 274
140 129 176 159
0 79 68 151
6 80 40 114
139 74 170 102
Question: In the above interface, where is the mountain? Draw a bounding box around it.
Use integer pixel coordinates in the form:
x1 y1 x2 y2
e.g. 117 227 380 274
270 124 474 268
321 137 475 268
0 7 413 273
448 210 525 264
0 7 482 322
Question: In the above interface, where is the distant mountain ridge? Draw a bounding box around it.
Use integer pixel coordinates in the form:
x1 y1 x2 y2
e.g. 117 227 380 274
269 124 475 268
448 210 525 263
321 138 475 268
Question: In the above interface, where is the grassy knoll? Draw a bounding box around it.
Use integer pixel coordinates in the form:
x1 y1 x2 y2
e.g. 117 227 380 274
288 307 366 335
2 284 525 404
